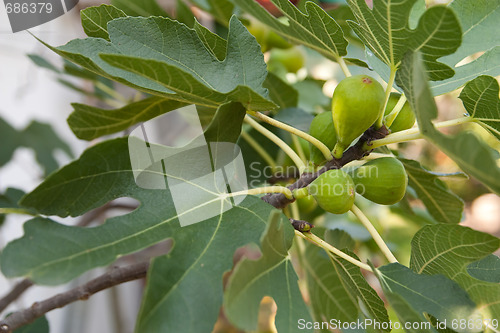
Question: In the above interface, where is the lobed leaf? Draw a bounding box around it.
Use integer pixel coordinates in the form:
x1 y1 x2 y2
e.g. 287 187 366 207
1 138 279 333
396 51 500 195
399 158 464 224
0 118 72 175
231 0 348 61
410 224 500 325
68 97 189 140
110 0 168 17
377 263 479 333
81 4 127 41
347 0 461 80
459 75 500 141
223 211 311 333
42 12 275 110
467 254 500 283
430 0 500 95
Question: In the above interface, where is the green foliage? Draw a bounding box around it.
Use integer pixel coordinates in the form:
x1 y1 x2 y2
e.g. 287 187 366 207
430 0 500 95
0 118 72 175
397 52 500 195
347 0 461 80
2 1 500 332
224 211 311 333
410 225 500 323
399 158 464 223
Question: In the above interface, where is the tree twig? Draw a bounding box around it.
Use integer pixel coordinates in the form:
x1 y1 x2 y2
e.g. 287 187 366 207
0 279 33 314
262 125 389 209
0 262 149 332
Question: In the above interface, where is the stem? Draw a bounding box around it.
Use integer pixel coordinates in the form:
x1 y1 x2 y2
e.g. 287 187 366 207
367 117 473 149
244 115 306 171
384 94 407 128
295 231 372 271
291 201 300 221
292 135 307 163
94 81 129 104
376 68 396 129
240 130 277 171
350 205 398 263
227 186 294 200
249 112 333 162
337 56 352 77
0 262 149 332
292 187 309 199
0 279 33 315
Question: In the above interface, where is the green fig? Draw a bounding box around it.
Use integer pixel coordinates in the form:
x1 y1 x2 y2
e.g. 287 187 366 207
331 75 385 158
308 112 337 165
383 93 416 132
268 46 305 73
297 195 318 213
266 30 293 50
308 169 355 214
350 157 408 205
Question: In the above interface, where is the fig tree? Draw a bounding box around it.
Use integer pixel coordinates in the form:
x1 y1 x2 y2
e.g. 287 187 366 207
331 75 385 158
384 93 416 132
308 112 337 165
350 157 407 205
308 169 355 214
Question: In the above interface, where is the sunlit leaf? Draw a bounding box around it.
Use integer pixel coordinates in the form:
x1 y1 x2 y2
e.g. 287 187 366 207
410 224 500 325
396 51 500 195
347 0 461 80
224 211 311 333
459 75 500 141
430 0 500 95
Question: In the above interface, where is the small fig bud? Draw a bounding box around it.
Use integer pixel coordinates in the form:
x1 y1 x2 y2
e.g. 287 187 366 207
308 112 337 165
350 157 408 205
384 93 416 132
331 75 385 158
308 169 355 214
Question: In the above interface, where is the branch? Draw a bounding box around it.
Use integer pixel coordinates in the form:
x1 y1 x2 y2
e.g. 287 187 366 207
262 125 389 209
0 262 149 332
0 279 33 314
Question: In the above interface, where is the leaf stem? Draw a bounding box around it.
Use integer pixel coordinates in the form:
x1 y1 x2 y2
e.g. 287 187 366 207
350 205 398 263
291 134 307 163
376 68 396 129
240 130 277 171
249 111 333 162
337 57 352 77
94 81 129 104
295 231 372 272
367 117 473 149
384 93 407 128
244 115 306 171
227 186 294 200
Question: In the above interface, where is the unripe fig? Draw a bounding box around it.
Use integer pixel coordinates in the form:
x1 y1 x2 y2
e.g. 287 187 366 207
308 112 337 165
350 157 407 205
268 46 305 73
384 93 416 132
297 195 318 213
308 169 355 214
266 30 293 50
246 19 269 52
331 75 385 158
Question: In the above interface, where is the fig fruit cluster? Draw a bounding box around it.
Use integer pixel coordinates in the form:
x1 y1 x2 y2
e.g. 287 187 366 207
306 157 408 214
